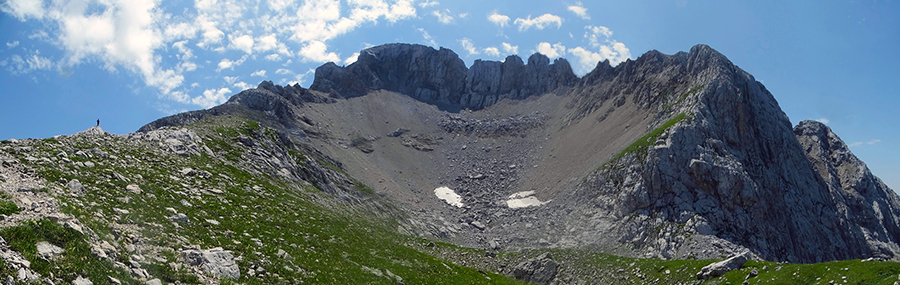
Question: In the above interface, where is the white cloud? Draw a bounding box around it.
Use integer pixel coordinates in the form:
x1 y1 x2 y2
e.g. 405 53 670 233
514 14 562 31
849 142 863 147
217 55 248 71
230 34 254 54
567 41 631 74
536 42 566 58
816 118 830 124
488 12 509 28
868 139 881 145
502 42 518 54
172 41 197 72
1 0 45 20
255 34 278 52
299 41 340 63
193 87 231 109
567 2 589 20
457 12 468 19
484 47 500 57
419 0 439 8
432 9 454 24
165 90 191 104
567 25 632 73
418 28 438 47
276 68 293 75
268 0 295 11
289 0 416 44
233 81 252 91
459 37 479 55
251 69 267 77
6 41 19 48
344 52 360 65
163 22 197 41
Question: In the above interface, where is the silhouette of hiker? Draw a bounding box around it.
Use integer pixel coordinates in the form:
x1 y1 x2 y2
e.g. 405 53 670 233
97 119 100 127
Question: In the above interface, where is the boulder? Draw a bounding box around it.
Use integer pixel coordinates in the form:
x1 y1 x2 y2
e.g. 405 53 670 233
182 247 240 279
512 253 558 285
696 252 751 280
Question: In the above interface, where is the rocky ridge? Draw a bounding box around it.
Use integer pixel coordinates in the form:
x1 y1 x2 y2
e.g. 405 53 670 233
309 43 577 110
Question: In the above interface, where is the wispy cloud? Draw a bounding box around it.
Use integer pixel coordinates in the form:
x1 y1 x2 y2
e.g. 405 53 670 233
6 41 19 48
460 38 479 55
251 70 266 77
432 9 454 24
216 55 248 71
868 139 881 145
567 2 590 20
514 14 562 31
418 28 438 47
816 118 830 124
419 1 439 8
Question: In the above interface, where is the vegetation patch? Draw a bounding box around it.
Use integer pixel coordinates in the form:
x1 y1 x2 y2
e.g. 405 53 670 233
604 112 691 168
0 219 138 284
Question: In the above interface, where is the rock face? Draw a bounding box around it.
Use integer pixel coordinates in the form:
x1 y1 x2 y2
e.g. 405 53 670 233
794 120 900 257
551 44 900 263
310 43 577 110
511 253 558 285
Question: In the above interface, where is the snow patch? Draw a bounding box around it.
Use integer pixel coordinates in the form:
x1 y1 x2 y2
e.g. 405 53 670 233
506 191 548 208
434 186 463 207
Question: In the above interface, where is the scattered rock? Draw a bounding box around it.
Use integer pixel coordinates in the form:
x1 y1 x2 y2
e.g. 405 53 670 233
36 241 64 259
182 247 240 279
66 179 84 193
697 252 750 280
512 253 558 285
72 276 94 285
125 184 142 194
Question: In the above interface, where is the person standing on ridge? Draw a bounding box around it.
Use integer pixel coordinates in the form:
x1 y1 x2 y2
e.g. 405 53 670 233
97 119 100 127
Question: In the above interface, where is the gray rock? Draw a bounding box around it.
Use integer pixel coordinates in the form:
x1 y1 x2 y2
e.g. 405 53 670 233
145 279 161 285
36 241 64 259
125 184 142 194
168 213 189 223
72 276 93 285
697 252 750 280
181 247 240 279
73 126 109 136
512 253 558 285
387 128 409 137
66 179 84 193
108 276 122 285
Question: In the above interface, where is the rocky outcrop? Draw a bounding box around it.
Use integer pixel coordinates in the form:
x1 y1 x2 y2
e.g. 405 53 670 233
139 81 332 132
794 120 900 258
310 43 577 110
549 44 900 263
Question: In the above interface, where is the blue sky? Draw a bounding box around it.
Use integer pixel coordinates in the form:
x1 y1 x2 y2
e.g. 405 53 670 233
1 0 898 191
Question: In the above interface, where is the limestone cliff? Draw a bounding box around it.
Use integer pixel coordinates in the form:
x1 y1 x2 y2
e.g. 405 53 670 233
309 43 576 110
